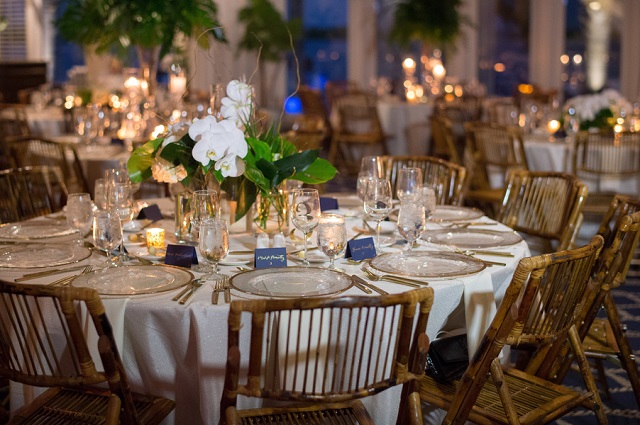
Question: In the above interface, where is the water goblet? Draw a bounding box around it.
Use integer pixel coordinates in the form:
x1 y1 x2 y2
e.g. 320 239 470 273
397 203 426 251
66 192 94 245
94 178 107 210
396 167 423 203
363 179 393 251
291 188 321 266
106 181 135 262
191 189 219 272
317 214 347 270
93 209 123 269
198 219 229 281
360 156 383 178
421 186 437 220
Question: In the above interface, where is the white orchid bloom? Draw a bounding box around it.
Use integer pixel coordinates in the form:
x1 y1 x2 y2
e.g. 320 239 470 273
220 79 254 127
215 153 246 178
190 117 248 167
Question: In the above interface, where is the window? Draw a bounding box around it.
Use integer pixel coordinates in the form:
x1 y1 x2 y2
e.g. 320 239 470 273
0 0 27 60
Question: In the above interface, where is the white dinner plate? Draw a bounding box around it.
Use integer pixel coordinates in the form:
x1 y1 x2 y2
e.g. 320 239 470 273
353 221 396 234
123 220 148 232
429 206 484 222
425 229 523 249
72 265 192 295
0 222 76 240
368 251 486 279
323 208 362 218
220 253 254 266
288 250 330 264
0 244 91 268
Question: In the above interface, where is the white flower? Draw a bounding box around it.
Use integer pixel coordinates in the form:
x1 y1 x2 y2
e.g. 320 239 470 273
220 79 253 127
162 121 190 147
189 115 248 177
151 158 188 183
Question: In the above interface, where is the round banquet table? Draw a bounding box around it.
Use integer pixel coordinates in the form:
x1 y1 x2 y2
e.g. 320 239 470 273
0 195 530 425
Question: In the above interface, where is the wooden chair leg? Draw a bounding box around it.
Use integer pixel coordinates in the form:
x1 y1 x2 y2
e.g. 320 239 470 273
592 358 611 400
604 293 640 409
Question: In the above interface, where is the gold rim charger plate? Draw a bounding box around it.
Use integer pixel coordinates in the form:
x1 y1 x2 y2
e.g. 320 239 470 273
369 251 486 278
71 265 192 295
0 222 76 239
429 206 484 222
425 229 523 248
230 267 354 298
0 244 91 268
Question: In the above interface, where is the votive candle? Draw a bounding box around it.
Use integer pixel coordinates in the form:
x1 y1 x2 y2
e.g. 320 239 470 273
146 228 165 249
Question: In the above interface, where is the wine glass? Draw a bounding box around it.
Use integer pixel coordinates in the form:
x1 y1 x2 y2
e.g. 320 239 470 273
360 156 383 178
93 209 123 269
397 203 426 251
363 179 393 251
106 181 134 263
421 186 437 221
93 178 107 210
198 219 229 280
191 189 218 272
317 214 347 270
396 167 423 203
66 193 94 245
291 188 321 266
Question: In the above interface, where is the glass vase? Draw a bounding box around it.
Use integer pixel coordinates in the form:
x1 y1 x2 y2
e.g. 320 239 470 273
173 170 220 244
252 188 289 236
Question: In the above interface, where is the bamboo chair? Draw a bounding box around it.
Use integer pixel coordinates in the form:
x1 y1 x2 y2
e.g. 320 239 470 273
0 166 68 223
429 115 462 164
496 170 588 254
463 122 528 217
8 136 90 194
420 236 607 425
0 281 175 424
220 287 434 425
380 155 467 206
328 93 387 175
572 130 640 219
548 196 640 407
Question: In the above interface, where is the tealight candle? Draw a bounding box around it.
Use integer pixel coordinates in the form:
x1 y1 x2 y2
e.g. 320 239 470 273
146 228 165 249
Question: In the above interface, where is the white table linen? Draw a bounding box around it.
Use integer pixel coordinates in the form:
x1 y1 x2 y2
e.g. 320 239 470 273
376 99 433 156
2 196 529 425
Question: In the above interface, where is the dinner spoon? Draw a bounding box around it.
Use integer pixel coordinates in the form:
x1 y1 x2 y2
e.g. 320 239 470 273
179 279 204 305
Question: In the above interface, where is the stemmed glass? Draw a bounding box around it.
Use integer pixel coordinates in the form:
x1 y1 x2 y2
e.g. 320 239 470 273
66 193 94 245
397 203 426 251
291 188 321 266
198 219 229 280
396 167 423 203
317 214 347 270
93 209 123 269
191 189 218 272
421 187 437 221
363 179 393 251
106 181 134 263
360 156 383 179
93 178 107 210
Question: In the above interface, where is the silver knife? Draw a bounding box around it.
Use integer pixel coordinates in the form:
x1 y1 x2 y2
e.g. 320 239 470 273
352 275 388 295
16 265 87 282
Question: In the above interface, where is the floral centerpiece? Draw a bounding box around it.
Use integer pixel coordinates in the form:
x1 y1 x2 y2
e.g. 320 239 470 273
127 79 337 231
563 89 633 131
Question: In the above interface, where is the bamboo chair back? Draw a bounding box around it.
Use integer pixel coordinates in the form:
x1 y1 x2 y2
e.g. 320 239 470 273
380 155 467 205
9 136 90 194
486 98 520 126
429 115 461 164
0 281 171 424
0 103 31 140
328 93 386 172
464 122 528 190
221 288 434 424
497 170 588 252
573 130 640 180
0 166 68 223
421 236 607 425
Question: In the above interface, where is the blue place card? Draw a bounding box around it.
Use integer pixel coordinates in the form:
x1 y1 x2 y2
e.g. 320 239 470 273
254 247 287 269
137 204 163 221
320 197 339 211
165 244 199 268
111 138 125 146
345 237 376 261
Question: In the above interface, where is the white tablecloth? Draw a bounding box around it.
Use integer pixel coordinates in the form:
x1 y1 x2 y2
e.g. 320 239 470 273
3 196 529 424
377 99 433 156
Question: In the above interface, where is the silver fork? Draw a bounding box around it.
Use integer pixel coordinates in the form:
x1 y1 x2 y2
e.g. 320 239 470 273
361 268 424 288
222 275 231 303
48 265 93 286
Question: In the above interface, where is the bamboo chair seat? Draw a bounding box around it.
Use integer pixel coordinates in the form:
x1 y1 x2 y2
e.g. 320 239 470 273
220 288 434 425
419 236 608 425
0 281 175 425
496 170 587 254
380 155 467 205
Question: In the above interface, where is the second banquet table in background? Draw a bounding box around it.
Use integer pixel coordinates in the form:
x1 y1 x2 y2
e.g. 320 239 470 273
2 195 529 425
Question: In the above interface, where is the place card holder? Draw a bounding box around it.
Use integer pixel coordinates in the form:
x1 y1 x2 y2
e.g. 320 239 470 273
254 247 287 269
165 244 199 268
137 204 163 220
345 237 376 261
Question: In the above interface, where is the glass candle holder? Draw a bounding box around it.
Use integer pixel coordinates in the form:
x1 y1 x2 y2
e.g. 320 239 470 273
317 214 347 270
146 228 165 249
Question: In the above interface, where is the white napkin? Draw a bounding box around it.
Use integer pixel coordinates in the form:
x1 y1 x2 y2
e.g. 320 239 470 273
462 270 498 361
